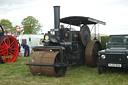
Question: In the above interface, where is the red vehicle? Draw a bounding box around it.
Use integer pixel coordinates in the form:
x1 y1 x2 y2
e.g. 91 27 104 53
0 25 19 63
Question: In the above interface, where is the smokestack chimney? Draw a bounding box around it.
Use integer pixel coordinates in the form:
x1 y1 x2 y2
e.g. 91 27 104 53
54 6 60 35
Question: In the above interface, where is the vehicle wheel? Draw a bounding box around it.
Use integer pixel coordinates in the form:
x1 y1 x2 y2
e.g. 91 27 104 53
98 66 107 74
0 35 19 63
85 40 102 67
29 51 67 77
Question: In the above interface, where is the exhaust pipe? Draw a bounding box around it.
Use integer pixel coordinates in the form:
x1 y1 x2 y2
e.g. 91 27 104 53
53 6 60 35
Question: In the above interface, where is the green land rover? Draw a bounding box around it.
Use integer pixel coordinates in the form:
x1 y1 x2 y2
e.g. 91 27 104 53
97 35 128 74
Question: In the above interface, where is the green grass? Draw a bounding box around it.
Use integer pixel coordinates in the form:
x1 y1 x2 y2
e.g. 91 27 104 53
0 57 128 85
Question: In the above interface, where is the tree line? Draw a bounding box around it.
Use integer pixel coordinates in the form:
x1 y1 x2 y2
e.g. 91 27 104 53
0 16 109 49
0 16 42 34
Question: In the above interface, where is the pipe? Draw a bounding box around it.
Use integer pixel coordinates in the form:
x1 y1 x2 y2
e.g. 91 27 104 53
53 6 60 35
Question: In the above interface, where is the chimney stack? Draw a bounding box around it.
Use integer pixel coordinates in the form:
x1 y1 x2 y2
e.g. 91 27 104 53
53 6 60 35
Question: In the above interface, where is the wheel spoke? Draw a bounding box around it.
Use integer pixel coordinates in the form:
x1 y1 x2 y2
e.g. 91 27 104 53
7 38 11 46
10 41 15 47
5 51 8 56
0 46 6 49
10 51 14 55
0 49 5 52
55 57 59 63
10 48 17 51
8 55 11 61
0 51 7 55
3 40 8 47
1 42 6 48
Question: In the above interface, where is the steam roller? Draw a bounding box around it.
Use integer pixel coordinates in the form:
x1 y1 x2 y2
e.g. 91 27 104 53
0 25 19 63
27 6 106 77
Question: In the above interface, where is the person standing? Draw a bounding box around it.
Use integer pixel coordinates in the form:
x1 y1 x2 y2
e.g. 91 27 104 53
21 43 30 57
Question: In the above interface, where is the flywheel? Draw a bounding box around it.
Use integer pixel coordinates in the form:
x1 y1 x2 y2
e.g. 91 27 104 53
80 25 91 46
85 40 102 67
0 35 19 63
29 51 67 77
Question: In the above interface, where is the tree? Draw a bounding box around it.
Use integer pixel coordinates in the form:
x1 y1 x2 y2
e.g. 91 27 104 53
101 36 109 49
21 16 41 34
0 19 12 30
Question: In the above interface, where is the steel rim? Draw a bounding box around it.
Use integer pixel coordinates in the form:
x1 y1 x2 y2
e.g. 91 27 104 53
0 36 19 63
85 40 102 67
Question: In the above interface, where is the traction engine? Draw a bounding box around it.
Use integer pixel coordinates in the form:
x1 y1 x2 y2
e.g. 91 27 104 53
27 6 106 77
0 25 19 63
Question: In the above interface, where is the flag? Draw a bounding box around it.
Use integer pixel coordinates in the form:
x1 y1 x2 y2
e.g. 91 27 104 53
16 26 23 31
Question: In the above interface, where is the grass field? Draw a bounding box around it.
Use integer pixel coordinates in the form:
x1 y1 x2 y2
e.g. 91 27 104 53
0 57 128 85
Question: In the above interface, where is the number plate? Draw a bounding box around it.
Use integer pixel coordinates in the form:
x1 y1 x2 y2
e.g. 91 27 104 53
108 63 122 67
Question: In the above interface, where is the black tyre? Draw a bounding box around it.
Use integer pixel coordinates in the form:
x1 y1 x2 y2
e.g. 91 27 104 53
98 66 107 74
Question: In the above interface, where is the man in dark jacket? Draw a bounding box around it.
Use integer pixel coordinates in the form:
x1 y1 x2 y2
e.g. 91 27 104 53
21 43 30 57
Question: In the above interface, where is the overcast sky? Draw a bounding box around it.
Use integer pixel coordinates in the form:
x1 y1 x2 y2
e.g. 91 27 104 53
0 0 128 35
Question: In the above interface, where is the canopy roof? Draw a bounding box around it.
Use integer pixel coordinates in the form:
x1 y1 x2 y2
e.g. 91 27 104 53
60 16 106 26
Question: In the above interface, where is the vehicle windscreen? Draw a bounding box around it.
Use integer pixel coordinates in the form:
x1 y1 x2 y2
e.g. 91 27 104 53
108 35 128 44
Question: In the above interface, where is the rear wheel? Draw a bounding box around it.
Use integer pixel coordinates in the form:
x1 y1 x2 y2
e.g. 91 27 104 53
85 40 102 67
0 35 19 63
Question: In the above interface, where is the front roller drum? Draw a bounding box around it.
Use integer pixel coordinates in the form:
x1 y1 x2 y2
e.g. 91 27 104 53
0 35 19 63
29 51 67 77
85 40 102 67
